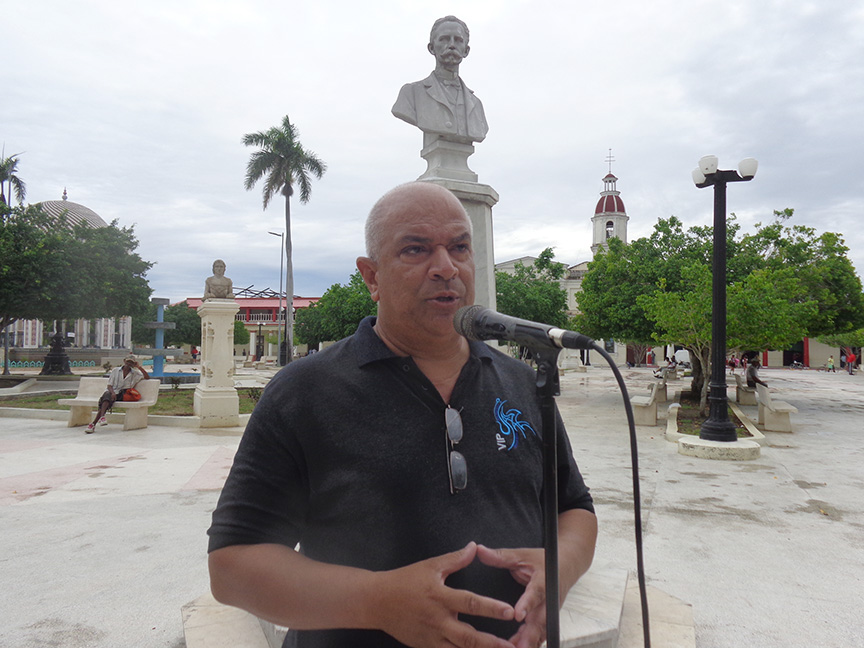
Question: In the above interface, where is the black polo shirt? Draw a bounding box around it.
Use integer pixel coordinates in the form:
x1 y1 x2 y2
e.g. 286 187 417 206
208 317 593 647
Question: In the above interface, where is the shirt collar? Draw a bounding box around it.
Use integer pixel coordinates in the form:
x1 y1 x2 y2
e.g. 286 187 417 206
354 316 494 368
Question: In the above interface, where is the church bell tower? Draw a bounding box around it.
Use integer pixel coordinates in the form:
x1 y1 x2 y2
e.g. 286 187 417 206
591 151 629 256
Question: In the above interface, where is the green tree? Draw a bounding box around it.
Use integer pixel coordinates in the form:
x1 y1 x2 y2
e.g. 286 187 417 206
817 329 864 350
56 219 153 323
0 151 27 206
130 301 158 345
639 263 819 411
736 211 864 336
573 237 656 363
496 248 569 327
295 271 377 348
164 302 203 347
233 319 250 346
578 211 862 381
495 248 570 358
243 115 326 363
0 204 69 331
1 203 152 332
638 265 714 408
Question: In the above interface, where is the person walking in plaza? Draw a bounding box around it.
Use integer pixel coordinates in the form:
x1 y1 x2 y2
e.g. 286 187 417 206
745 358 768 389
827 355 835 372
207 182 597 648
87 354 149 433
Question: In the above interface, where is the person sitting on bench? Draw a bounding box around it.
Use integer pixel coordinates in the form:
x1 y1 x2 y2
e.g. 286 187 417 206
87 354 149 433
745 358 768 389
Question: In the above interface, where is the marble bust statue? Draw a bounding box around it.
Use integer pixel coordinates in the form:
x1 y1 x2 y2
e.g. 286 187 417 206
392 15 488 144
203 259 234 300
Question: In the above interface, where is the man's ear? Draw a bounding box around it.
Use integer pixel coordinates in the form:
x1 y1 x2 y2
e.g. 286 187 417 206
356 257 381 303
427 42 435 56
463 44 470 57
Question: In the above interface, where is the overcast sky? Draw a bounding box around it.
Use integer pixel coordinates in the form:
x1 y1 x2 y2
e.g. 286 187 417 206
5 1 863 304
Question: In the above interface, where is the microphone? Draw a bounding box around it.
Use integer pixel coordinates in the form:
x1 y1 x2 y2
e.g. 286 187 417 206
454 305 595 350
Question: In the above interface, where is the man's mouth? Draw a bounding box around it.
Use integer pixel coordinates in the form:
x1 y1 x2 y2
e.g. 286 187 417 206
431 294 458 304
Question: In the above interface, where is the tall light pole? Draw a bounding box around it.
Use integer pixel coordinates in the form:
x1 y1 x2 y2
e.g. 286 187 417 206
268 230 285 366
692 155 758 442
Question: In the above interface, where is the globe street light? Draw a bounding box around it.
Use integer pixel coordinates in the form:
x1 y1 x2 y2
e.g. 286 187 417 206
268 231 285 366
692 156 758 442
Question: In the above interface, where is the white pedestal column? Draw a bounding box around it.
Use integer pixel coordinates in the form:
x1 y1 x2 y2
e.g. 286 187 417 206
421 177 498 312
195 299 240 427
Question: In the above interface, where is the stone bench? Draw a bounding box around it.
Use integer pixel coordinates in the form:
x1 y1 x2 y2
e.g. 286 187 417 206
733 373 757 406
755 383 798 432
653 375 669 403
59 377 161 430
631 381 661 426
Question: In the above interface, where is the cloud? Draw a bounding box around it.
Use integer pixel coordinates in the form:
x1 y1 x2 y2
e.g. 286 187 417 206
4 0 862 304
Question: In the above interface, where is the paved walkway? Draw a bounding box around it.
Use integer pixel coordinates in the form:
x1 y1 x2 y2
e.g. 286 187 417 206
0 366 862 647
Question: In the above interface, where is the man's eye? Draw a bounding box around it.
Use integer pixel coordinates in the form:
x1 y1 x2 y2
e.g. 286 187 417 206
402 246 426 256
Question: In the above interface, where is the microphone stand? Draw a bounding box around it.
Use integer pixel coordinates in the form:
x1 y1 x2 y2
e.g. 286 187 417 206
531 345 562 648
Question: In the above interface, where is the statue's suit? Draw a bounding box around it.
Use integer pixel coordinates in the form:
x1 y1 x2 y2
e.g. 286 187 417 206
392 73 488 143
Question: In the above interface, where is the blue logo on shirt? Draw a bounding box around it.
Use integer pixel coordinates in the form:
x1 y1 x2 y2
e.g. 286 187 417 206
493 398 537 451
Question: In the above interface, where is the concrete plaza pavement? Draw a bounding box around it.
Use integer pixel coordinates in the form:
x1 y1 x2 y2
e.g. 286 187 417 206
0 365 862 647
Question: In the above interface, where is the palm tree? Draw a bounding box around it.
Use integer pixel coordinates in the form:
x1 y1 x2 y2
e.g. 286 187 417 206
243 115 326 364
0 150 27 206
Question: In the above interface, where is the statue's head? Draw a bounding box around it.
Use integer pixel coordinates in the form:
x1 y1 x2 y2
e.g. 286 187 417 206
428 16 470 66
212 259 226 276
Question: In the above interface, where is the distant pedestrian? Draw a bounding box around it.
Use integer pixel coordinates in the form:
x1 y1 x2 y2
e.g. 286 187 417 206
827 355 835 372
848 352 857 375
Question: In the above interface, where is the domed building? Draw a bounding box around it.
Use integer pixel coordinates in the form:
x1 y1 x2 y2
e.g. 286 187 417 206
38 191 109 229
7 191 133 353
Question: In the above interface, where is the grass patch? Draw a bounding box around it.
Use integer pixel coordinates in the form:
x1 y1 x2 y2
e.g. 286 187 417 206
675 391 751 438
0 388 261 416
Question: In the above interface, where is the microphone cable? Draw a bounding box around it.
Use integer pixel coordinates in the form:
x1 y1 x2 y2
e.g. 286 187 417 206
591 343 651 648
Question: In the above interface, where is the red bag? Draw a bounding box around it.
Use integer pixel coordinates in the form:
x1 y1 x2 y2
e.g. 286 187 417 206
122 388 141 402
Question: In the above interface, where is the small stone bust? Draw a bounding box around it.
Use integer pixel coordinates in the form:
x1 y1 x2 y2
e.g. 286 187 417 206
203 259 234 300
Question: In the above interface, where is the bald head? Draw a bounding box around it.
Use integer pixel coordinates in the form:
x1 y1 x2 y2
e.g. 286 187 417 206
364 182 472 260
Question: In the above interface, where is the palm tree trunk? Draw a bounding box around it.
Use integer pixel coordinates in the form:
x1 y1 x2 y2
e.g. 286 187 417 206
284 194 294 363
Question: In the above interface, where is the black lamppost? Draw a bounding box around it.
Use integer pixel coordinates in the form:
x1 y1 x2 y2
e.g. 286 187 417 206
691 155 758 442
256 322 264 361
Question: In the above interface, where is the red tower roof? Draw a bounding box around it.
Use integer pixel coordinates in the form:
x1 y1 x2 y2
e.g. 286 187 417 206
595 194 626 214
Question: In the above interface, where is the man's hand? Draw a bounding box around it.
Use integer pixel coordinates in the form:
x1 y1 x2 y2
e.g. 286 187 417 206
476 545 546 648
475 509 598 648
210 542 516 647
374 542 517 648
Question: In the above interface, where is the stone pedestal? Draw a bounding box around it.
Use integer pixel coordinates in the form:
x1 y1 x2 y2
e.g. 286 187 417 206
406 132 499 311
419 136 478 183
424 178 498 311
194 299 240 427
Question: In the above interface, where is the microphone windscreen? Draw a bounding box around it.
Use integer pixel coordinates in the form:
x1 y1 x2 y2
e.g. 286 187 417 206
453 304 485 339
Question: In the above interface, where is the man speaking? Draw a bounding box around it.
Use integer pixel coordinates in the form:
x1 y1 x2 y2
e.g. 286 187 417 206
207 182 597 648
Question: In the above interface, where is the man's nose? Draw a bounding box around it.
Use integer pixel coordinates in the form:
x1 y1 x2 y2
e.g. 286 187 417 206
429 246 458 280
